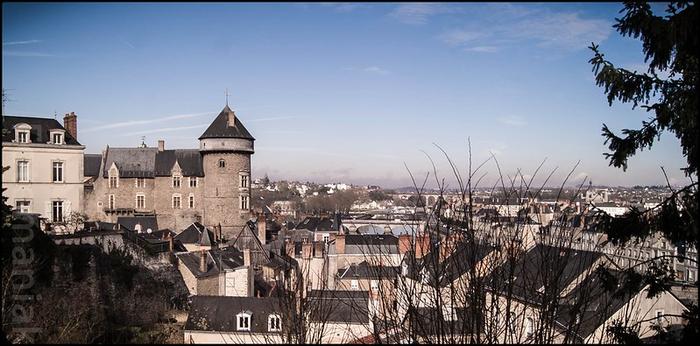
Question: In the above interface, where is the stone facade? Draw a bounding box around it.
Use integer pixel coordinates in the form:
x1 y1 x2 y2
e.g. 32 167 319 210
201 151 251 239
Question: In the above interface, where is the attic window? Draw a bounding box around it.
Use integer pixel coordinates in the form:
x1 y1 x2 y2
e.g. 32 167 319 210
14 123 32 143
219 159 226 168
268 314 281 332
237 312 251 331
52 132 63 144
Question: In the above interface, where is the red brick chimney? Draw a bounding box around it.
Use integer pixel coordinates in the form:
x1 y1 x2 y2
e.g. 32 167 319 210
257 214 267 244
415 233 431 259
199 249 207 272
335 233 345 255
63 112 77 141
399 234 412 255
302 240 313 259
158 139 165 152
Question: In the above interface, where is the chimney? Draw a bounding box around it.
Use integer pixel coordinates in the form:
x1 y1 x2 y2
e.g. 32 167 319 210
158 139 165 152
302 241 313 259
314 241 324 258
199 249 207 272
168 234 174 253
243 249 251 267
335 233 345 255
285 238 295 258
227 109 236 127
63 112 77 141
399 234 412 255
415 232 431 259
257 214 267 244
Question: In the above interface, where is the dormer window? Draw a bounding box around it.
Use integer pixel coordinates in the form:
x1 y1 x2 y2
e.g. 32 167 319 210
268 314 281 332
14 123 31 143
237 312 251 331
50 131 64 144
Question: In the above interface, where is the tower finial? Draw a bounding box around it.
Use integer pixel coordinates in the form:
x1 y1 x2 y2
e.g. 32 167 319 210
140 136 147 148
225 88 230 106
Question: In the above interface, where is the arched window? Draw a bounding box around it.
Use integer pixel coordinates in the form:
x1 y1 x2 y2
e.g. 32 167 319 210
268 314 281 332
219 159 226 168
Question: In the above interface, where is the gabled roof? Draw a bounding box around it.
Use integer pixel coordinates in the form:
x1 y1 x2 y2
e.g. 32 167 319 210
307 290 370 324
175 222 217 246
2 115 81 145
177 247 245 278
117 216 158 233
185 296 281 333
154 149 204 177
337 261 399 280
198 105 255 140
103 147 158 178
84 154 102 179
230 221 270 265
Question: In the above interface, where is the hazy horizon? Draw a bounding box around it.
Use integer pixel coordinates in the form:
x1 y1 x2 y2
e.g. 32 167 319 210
2 3 691 188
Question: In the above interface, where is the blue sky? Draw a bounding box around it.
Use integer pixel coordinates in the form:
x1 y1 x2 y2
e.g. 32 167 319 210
2 2 690 188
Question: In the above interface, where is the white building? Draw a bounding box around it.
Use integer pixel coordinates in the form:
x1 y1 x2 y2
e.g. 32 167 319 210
2 113 85 232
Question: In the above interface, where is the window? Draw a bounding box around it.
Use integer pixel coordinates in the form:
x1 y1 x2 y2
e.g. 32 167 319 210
351 280 359 290
526 317 534 338
52 201 63 223
237 312 251 331
240 195 249 210
109 176 118 188
240 174 249 188
322 234 330 243
688 270 695 281
189 177 197 188
136 194 145 209
370 280 379 291
268 314 281 332
17 161 29 182
108 194 115 209
173 176 181 188
52 133 63 144
173 195 181 209
188 194 195 209
52 162 64 183
16 201 30 213
17 131 29 143
655 310 664 324
219 159 226 168
135 178 145 188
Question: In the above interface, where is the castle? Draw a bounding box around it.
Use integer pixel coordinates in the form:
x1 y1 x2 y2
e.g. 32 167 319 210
83 105 254 240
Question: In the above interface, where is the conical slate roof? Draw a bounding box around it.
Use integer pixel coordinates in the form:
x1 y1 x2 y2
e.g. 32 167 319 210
198 105 255 140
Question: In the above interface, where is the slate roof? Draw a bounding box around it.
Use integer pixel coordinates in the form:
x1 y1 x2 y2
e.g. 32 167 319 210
177 247 245 278
230 222 270 266
102 147 204 178
3 115 81 145
154 149 204 177
294 216 335 233
185 296 281 333
407 306 483 336
84 154 103 179
175 222 217 246
307 290 370 324
484 244 604 305
198 105 255 140
117 216 159 233
412 240 496 287
103 147 158 178
337 261 399 280
332 234 400 256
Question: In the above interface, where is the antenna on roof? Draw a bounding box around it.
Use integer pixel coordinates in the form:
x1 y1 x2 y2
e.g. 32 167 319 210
54 111 57 120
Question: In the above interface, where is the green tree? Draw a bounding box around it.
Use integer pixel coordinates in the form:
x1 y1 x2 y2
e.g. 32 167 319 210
589 2 698 342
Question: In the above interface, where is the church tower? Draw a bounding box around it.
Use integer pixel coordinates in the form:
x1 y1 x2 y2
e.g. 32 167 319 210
199 105 254 241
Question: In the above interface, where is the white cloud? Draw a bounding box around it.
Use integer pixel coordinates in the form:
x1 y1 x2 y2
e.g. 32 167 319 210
3 51 55 57
498 116 527 127
82 112 213 133
2 40 41 46
319 3 364 12
389 3 453 25
438 29 482 46
511 12 611 50
124 124 207 136
363 66 390 75
463 45 499 53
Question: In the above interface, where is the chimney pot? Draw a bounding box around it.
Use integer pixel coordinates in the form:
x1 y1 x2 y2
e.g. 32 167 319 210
257 214 267 245
335 233 346 255
63 112 78 141
158 139 165 152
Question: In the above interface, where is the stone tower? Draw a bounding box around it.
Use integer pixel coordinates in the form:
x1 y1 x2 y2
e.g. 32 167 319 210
199 105 254 241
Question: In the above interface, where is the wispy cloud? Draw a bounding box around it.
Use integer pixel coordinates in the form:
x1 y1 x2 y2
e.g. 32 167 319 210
463 45 499 53
363 66 390 75
319 2 364 13
389 3 454 25
3 51 55 57
497 116 527 127
82 112 213 133
123 124 207 136
3 40 42 46
248 115 300 122
435 5 612 53
438 29 482 46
